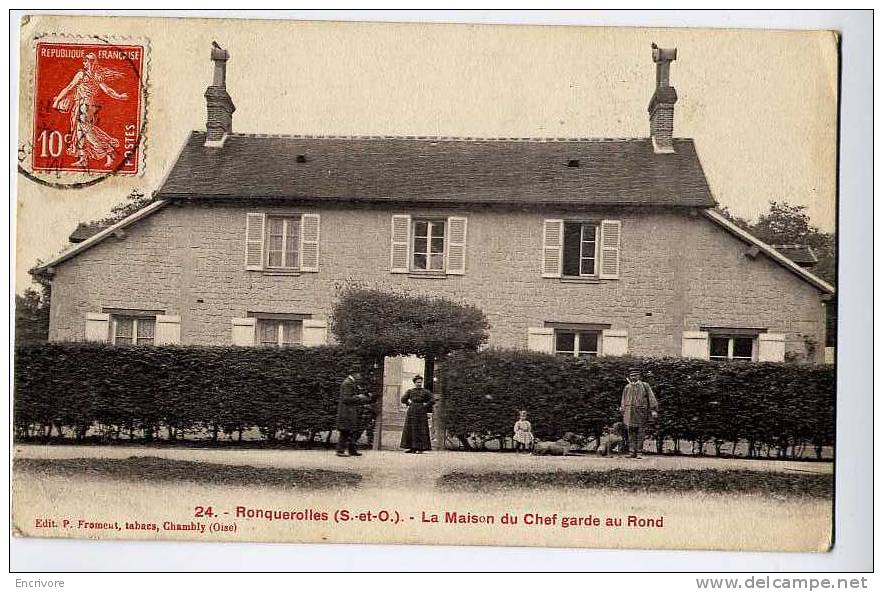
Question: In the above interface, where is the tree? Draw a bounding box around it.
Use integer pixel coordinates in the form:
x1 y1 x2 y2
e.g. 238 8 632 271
752 202 816 245
93 189 154 227
330 288 489 358
330 288 489 376
15 272 51 344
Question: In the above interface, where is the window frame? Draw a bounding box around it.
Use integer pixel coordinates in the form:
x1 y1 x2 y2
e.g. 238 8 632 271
255 318 304 348
264 214 302 270
708 334 757 362
110 314 156 346
554 329 601 358
562 221 601 278
410 217 447 273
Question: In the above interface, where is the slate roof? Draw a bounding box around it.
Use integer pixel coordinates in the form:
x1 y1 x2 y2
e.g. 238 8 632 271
155 132 716 208
771 244 818 266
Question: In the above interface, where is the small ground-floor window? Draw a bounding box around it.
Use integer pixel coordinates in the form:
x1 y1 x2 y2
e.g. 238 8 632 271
709 334 755 361
112 315 156 346
256 319 303 347
554 330 600 358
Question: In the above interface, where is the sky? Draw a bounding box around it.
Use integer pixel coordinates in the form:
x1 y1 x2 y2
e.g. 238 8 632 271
15 16 838 291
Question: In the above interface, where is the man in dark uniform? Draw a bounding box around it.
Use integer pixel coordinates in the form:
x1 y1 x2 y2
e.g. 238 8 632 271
336 367 371 457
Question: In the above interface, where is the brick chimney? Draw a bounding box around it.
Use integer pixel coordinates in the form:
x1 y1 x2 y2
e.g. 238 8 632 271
648 43 678 154
204 42 235 147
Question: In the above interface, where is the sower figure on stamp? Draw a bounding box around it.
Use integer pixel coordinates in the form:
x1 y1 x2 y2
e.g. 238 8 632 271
336 367 371 457
51 53 129 168
618 367 658 459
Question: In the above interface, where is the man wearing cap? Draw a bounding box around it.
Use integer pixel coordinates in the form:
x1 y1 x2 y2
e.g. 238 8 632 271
336 368 371 457
619 367 659 459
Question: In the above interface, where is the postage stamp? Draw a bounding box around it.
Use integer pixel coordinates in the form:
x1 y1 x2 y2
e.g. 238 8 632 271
30 39 146 176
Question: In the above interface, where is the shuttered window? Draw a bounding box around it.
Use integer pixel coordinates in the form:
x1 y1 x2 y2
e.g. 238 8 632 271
709 335 756 361
256 319 303 347
446 216 467 274
244 213 320 272
562 222 599 277
542 219 564 277
412 219 446 271
390 214 468 275
554 330 600 358
300 214 321 272
244 213 265 270
598 219 622 279
112 315 156 346
266 216 300 269
544 219 620 279
390 214 411 273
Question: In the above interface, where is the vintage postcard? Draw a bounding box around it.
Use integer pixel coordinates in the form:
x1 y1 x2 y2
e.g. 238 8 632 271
13 14 838 553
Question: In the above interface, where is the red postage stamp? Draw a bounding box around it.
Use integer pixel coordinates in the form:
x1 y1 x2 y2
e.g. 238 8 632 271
31 41 144 175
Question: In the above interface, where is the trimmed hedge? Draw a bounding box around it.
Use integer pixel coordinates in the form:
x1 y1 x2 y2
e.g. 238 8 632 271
14 342 365 443
439 350 835 458
15 344 836 458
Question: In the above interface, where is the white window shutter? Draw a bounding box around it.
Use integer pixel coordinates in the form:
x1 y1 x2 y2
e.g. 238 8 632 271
446 216 468 275
527 327 555 353
245 213 266 271
682 331 710 359
302 320 328 346
758 333 786 362
599 219 622 279
231 318 256 345
84 313 110 342
601 329 628 356
300 214 320 272
155 315 182 345
390 214 411 273
542 219 563 278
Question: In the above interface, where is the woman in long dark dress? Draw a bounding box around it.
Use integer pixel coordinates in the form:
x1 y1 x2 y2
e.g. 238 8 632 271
400 375 434 453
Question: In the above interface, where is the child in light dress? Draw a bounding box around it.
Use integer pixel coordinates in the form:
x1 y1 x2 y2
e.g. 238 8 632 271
513 410 534 452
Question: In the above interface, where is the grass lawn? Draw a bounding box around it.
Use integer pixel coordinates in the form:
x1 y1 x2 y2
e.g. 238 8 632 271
438 468 833 498
14 456 362 489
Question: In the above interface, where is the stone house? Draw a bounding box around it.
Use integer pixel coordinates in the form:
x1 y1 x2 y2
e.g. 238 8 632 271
34 44 834 368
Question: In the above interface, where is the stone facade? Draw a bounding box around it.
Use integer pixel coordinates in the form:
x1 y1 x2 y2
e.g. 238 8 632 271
47 200 828 362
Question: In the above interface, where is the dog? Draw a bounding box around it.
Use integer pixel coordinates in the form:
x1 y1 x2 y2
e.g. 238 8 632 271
531 432 583 456
596 422 626 457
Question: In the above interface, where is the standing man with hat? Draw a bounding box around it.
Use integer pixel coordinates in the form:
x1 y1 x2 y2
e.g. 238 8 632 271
336 366 371 457
619 367 659 459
